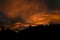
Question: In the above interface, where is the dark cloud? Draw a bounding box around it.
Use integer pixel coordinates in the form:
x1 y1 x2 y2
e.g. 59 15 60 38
0 12 7 24
47 0 60 10
0 12 14 25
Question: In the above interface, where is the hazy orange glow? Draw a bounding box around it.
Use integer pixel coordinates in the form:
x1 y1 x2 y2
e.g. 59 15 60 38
1 0 60 31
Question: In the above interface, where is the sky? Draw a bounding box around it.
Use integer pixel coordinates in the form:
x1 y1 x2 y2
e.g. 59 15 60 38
47 0 60 10
0 0 60 25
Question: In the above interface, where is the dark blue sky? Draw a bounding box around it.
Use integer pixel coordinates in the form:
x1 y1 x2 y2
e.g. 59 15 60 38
47 0 60 10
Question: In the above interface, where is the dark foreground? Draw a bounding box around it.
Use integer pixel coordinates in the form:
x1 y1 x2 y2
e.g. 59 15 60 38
0 24 60 39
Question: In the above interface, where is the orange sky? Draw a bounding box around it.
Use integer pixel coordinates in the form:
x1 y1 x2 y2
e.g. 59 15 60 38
0 0 60 31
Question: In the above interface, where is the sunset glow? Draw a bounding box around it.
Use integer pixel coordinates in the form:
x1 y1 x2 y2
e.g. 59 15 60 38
0 0 60 31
